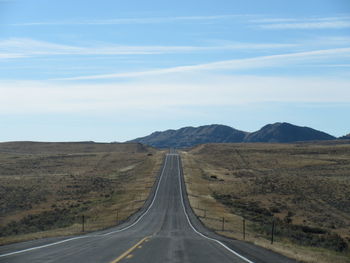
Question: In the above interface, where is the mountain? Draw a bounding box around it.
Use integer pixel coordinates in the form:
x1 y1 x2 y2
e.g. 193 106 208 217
244 122 335 143
339 133 350 140
130 123 336 148
130 124 247 148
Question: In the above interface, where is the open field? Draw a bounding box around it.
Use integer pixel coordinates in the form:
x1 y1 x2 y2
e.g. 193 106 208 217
0 142 164 245
181 142 350 263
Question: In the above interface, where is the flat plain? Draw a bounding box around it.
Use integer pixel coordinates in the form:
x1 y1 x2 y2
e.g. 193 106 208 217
1 140 350 262
181 141 350 263
0 142 163 245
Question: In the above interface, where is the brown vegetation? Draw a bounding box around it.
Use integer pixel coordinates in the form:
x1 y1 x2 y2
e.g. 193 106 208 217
181 142 350 263
0 142 163 245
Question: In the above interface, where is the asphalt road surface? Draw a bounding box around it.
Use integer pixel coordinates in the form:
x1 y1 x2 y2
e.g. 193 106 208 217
0 152 296 263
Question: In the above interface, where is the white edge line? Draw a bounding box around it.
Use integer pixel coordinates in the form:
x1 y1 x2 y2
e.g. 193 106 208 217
100 154 169 236
176 154 255 263
0 154 170 258
0 236 88 258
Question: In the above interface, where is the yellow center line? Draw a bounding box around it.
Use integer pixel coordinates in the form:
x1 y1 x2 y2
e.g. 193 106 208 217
109 236 150 263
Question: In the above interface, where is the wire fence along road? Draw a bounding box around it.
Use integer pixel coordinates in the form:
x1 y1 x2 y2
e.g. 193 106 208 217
0 153 296 263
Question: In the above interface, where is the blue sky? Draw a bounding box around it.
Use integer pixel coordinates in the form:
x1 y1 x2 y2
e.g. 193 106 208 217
0 0 349 142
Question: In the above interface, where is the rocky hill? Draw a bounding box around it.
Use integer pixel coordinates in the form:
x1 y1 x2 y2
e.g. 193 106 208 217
130 125 247 148
339 133 350 140
130 123 336 148
244 122 335 143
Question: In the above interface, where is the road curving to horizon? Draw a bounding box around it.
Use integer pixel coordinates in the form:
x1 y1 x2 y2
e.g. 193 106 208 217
0 152 296 263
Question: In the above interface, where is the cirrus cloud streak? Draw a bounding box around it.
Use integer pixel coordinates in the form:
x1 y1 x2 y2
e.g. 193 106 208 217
0 74 349 115
59 47 350 80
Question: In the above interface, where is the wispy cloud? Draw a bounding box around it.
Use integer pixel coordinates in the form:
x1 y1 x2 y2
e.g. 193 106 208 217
9 14 247 26
254 16 350 30
0 53 27 59
304 36 350 46
260 21 350 30
60 47 350 80
1 75 349 115
0 38 296 59
8 14 350 30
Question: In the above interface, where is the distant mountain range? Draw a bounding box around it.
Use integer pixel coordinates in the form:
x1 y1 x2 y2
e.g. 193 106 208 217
244 122 335 143
340 133 350 140
130 123 344 148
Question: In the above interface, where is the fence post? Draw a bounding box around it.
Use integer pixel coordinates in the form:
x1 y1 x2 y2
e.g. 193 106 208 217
243 218 246 240
82 215 85 232
271 219 275 244
204 209 206 218
222 217 225 231
116 210 119 224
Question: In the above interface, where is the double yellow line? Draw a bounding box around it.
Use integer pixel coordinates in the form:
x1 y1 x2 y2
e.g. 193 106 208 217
110 236 150 263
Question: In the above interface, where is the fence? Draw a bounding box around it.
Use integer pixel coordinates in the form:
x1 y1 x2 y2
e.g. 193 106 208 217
190 204 348 253
193 206 276 243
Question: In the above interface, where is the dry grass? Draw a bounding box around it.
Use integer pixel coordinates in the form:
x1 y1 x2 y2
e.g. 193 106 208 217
0 142 164 245
181 142 350 263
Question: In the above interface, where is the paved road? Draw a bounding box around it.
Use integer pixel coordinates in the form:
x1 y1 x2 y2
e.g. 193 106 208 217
0 153 296 263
